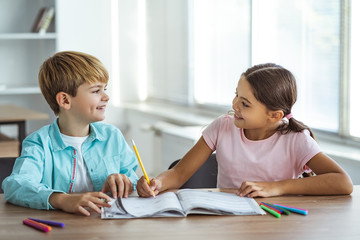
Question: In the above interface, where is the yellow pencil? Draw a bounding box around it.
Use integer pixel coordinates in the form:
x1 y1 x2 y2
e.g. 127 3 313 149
131 139 155 197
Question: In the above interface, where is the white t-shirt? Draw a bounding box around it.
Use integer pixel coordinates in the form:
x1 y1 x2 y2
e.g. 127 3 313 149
202 115 320 188
61 134 95 192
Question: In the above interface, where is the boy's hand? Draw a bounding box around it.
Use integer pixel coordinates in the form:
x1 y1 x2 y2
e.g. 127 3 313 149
101 173 133 198
236 181 282 198
49 192 111 216
136 176 161 197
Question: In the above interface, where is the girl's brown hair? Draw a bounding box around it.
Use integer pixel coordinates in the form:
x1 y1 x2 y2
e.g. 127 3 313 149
243 63 315 139
38 51 109 115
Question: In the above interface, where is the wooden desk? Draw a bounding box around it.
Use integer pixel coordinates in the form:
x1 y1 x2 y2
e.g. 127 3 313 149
0 104 48 156
0 186 359 240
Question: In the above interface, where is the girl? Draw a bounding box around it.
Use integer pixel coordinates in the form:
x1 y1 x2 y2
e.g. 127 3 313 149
137 63 353 198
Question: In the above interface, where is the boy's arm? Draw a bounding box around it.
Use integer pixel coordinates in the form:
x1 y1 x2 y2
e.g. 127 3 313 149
2 140 62 210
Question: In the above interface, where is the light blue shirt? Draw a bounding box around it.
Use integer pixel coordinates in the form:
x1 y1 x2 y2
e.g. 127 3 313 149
1 119 138 210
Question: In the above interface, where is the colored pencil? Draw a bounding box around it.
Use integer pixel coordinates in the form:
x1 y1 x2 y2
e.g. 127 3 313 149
260 202 282 214
23 218 51 232
264 203 291 215
260 205 281 218
132 139 155 197
28 218 65 228
273 204 308 215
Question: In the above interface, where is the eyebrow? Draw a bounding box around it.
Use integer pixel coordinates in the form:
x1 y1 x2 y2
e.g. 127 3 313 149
240 96 252 105
88 84 107 89
236 88 252 105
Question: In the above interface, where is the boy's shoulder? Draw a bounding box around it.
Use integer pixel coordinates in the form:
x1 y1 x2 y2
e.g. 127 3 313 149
90 121 123 137
26 123 53 140
91 121 119 131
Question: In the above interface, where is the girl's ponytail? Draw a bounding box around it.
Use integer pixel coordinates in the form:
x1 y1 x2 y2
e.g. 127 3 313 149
278 116 316 141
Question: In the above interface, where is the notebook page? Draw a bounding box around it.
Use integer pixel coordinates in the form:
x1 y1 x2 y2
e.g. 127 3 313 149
176 189 264 215
120 191 185 217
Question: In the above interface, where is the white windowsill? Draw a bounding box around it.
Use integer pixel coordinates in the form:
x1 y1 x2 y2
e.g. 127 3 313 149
118 100 360 164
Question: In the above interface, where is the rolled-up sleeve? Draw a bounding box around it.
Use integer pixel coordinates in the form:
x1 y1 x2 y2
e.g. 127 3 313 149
1 138 60 210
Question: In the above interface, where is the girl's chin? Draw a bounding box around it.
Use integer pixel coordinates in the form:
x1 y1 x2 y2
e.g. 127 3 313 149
233 119 243 128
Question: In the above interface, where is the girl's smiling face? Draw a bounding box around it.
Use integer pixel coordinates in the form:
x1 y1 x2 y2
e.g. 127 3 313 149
232 76 273 134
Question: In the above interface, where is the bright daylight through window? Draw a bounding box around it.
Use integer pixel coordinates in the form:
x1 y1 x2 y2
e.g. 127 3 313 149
192 0 359 140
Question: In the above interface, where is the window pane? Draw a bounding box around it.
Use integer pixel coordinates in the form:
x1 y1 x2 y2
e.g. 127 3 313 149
252 0 341 132
193 0 251 106
350 0 360 138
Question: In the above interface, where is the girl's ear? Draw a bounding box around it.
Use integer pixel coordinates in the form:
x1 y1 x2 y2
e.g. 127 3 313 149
270 110 284 122
56 92 71 111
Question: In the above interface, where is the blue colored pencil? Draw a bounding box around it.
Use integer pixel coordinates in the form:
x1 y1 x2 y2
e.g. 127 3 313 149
273 204 308 215
28 218 65 228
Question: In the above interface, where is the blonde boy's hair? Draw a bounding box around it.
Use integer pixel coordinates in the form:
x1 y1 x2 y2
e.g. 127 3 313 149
38 51 109 115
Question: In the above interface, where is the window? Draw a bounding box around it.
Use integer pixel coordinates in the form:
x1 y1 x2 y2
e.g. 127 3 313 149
146 0 358 142
251 0 340 133
192 0 251 106
350 0 360 138
191 0 359 141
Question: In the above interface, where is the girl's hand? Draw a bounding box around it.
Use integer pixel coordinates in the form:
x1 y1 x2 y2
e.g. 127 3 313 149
49 192 111 216
101 173 133 198
236 181 282 198
136 176 162 197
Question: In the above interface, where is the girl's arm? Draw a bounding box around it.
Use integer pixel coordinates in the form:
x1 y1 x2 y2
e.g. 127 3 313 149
137 136 213 197
237 152 353 197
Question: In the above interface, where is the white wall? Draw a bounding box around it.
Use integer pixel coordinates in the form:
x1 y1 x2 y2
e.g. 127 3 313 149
146 0 190 103
56 0 141 106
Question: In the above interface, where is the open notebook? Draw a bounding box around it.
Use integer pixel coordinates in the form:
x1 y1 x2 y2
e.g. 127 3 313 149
101 189 265 219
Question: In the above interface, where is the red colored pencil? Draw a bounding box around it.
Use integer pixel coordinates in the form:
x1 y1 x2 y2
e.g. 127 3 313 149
23 218 52 232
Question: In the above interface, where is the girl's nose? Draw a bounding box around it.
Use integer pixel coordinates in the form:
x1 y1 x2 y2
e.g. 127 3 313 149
232 97 240 111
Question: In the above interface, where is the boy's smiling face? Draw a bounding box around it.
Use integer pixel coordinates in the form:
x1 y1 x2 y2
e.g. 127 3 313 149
69 82 109 124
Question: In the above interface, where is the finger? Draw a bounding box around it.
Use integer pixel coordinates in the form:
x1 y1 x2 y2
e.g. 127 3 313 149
77 205 91 216
87 200 102 214
136 183 146 197
238 184 253 197
107 178 118 199
115 176 125 198
101 182 108 193
94 192 112 207
247 190 261 198
137 183 151 197
123 177 132 198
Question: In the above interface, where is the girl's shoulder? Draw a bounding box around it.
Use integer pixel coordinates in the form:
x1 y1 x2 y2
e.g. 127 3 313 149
278 129 317 147
207 114 237 131
213 114 235 125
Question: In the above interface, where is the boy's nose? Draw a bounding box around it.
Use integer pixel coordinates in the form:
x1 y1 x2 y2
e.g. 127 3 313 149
103 92 110 101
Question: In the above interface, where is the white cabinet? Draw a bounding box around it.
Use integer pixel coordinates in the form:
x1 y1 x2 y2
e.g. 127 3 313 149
0 0 56 134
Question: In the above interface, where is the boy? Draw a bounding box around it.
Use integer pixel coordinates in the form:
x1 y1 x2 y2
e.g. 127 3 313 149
2 51 138 216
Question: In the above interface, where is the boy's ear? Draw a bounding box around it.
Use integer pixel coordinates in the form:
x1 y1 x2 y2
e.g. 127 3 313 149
56 92 71 111
269 110 284 122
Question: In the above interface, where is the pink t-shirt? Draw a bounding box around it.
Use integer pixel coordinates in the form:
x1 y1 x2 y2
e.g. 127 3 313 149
202 115 320 188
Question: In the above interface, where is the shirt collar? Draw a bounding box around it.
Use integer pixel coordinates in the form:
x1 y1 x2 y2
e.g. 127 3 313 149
50 118 104 151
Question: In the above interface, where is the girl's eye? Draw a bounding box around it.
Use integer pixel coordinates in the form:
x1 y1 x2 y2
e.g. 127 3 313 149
242 102 249 108
93 89 100 93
